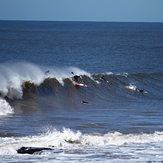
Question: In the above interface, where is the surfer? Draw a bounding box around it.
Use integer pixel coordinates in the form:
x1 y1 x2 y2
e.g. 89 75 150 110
100 75 110 83
126 85 148 93
71 72 80 82
136 89 148 93
81 100 89 104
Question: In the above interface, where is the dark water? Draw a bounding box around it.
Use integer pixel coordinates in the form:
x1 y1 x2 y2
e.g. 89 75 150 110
0 21 163 162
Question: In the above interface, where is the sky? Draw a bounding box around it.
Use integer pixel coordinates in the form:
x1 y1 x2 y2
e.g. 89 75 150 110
0 0 163 22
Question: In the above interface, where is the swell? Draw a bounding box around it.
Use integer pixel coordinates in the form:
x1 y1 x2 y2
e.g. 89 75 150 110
2 71 163 101
0 61 162 116
22 71 162 103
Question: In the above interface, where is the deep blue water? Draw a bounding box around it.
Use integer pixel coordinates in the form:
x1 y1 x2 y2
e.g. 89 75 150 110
1 21 163 74
0 21 163 162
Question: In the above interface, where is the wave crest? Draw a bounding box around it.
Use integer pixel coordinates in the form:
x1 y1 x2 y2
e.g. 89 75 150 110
0 62 90 99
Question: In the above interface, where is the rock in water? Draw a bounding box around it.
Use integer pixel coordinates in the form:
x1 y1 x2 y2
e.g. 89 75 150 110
17 147 53 154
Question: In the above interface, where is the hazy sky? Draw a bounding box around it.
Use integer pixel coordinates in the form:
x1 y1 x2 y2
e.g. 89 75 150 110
0 0 163 22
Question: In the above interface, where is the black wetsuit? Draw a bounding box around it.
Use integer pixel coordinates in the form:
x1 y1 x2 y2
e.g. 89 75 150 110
73 75 80 82
101 76 106 81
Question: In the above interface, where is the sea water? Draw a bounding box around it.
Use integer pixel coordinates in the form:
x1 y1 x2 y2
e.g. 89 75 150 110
0 21 163 162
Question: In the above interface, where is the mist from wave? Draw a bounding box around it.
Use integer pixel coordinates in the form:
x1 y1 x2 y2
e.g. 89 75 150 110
0 62 91 98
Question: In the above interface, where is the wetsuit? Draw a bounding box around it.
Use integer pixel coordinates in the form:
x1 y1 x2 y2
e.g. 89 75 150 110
73 75 80 82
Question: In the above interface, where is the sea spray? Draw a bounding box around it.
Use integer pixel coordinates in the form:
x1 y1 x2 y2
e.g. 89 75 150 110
0 62 91 98
46 66 91 86
0 62 45 99
125 84 137 91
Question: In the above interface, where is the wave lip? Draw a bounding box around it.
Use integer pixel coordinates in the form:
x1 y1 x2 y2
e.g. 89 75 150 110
0 62 47 99
0 62 91 99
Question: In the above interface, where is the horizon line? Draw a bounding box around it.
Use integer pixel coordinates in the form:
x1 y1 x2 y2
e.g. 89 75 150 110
0 19 163 23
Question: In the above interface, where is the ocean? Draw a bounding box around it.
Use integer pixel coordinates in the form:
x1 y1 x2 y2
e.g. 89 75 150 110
0 20 163 162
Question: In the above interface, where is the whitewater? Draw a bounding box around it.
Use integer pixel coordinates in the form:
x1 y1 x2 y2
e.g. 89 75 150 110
1 129 163 162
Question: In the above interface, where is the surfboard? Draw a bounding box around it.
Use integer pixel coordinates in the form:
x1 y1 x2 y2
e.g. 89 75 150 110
74 82 89 87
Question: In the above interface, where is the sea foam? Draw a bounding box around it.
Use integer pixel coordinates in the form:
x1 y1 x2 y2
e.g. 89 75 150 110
0 128 163 155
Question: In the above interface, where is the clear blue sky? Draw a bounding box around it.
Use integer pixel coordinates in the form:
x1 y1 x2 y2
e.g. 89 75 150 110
0 0 163 22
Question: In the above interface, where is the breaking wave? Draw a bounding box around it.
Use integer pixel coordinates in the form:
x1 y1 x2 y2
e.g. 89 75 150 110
0 62 90 99
0 61 162 116
0 62 90 115
0 128 163 155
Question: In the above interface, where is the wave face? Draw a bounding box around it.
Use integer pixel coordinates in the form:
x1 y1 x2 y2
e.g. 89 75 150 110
1 62 162 101
0 62 91 116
